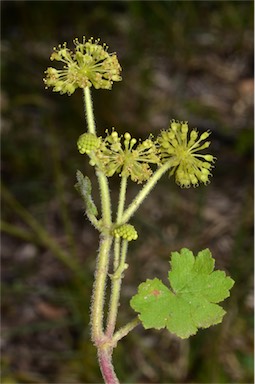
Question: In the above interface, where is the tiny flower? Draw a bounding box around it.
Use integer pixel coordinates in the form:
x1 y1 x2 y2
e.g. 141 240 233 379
43 37 122 95
113 224 138 241
157 121 216 188
96 130 160 183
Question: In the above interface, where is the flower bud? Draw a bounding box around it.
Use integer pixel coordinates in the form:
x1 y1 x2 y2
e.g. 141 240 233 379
200 131 210 141
77 133 100 154
113 224 138 241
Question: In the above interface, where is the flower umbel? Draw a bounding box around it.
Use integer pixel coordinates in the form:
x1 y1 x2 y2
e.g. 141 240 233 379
113 224 138 241
96 131 160 184
157 121 216 188
77 133 101 154
44 37 122 95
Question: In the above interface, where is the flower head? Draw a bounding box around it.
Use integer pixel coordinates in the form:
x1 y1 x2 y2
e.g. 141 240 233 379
157 121 216 188
96 130 160 183
113 224 138 241
77 133 101 154
44 37 122 95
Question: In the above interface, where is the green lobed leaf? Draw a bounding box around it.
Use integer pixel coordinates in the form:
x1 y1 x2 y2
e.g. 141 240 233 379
75 170 98 217
130 278 174 329
130 248 234 339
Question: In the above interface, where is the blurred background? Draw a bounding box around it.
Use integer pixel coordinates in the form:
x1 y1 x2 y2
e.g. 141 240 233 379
1 1 254 383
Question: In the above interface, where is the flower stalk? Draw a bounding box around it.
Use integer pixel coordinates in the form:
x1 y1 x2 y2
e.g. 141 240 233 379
106 239 129 337
91 234 113 343
83 87 96 134
121 160 173 224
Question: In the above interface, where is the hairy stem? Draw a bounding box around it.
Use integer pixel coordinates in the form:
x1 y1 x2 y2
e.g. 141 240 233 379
121 161 173 224
112 317 140 345
98 347 119 384
106 176 128 336
116 176 127 223
106 240 129 337
91 235 113 343
113 238 121 272
112 176 127 271
83 87 114 365
83 87 96 134
96 169 112 228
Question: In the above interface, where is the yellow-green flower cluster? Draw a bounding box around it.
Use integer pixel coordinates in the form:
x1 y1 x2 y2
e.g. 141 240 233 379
113 224 138 241
77 133 101 154
96 131 160 184
157 121 215 188
44 37 122 95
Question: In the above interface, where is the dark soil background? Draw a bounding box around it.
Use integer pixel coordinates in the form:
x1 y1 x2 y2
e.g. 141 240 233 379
1 1 254 383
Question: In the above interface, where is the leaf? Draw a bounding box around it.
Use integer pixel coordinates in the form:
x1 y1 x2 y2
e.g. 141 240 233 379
130 278 174 329
130 248 234 339
75 170 98 217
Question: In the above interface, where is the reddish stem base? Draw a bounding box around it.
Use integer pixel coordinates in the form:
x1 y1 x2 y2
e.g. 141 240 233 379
98 347 119 384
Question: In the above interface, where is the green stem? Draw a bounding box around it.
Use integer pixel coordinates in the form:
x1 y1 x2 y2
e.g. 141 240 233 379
96 169 112 228
91 235 113 344
113 176 127 271
83 88 112 226
83 87 96 134
113 238 121 272
83 86 113 348
83 87 112 227
86 211 101 231
106 176 128 337
116 176 127 223
121 161 173 224
112 317 140 345
106 240 129 337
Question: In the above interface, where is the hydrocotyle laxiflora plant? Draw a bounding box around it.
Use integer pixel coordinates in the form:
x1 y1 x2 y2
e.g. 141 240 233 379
44 37 234 384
